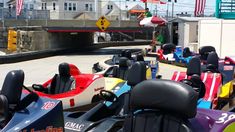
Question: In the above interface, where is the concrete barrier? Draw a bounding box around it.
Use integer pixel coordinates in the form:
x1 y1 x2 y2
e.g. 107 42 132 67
0 41 151 64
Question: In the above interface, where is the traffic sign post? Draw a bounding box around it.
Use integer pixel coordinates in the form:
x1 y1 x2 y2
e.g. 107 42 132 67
96 16 110 31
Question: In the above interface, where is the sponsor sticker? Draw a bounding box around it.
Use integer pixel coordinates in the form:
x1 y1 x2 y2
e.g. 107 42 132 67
65 122 85 131
94 87 104 92
216 113 235 124
21 126 63 132
41 101 56 110
224 66 234 71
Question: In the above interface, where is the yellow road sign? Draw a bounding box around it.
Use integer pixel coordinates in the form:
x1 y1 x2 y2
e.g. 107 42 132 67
96 16 110 31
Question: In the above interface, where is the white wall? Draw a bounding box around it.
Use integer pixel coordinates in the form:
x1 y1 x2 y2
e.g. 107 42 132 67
198 19 235 58
220 20 235 58
178 22 184 47
184 22 190 47
188 22 198 43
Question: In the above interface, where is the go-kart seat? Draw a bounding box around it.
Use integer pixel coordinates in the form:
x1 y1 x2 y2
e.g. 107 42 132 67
186 56 201 76
204 52 219 73
124 50 132 60
113 57 131 80
136 54 145 61
111 62 146 115
199 46 216 61
120 49 127 57
183 47 192 58
0 70 24 126
123 79 198 132
161 43 176 55
181 74 206 99
184 57 205 99
49 63 75 94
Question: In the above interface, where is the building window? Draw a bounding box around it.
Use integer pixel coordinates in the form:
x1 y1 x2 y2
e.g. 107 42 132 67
0 3 3 8
89 4 92 11
64 3 67 10
42 3 47 10
73 3 76 11
30 4 34 10
25 4 28 9
68 3 72 11
85 4 89 11
53 3 56 10
107 5 113 10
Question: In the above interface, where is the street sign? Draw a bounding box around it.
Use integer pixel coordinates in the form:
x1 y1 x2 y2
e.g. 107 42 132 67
96 16 110 31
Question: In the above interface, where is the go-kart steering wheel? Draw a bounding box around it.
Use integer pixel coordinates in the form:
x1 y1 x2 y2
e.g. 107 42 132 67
180 79 205 99
99 90 118 102
180 79 200 94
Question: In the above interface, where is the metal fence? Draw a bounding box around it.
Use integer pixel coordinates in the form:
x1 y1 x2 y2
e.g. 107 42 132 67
0 8 49 20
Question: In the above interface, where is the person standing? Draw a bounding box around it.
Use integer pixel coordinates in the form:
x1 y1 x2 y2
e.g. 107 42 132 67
150 31 165 52
144 8 152 17
155 31 164 45
138 8 152 20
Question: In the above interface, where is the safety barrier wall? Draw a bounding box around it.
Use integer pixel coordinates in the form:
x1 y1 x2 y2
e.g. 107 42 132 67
0 40 151 64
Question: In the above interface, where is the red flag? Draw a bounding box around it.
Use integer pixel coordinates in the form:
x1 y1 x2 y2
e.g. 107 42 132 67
16 0 24 16
194 0 206 16
141 0 166 4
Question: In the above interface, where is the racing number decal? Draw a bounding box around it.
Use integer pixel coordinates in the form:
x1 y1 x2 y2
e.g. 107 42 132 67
216 113 235 124
41 101 56 110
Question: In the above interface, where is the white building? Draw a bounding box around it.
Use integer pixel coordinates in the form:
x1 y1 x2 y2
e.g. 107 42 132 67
35 0 132 20
37 0 96 19
198 19 235 58
169 17 215 52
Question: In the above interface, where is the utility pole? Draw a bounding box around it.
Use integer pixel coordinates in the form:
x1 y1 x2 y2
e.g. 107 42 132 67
172 1 174 18
119 0 121 26
1 0 4 28
166 2 169 20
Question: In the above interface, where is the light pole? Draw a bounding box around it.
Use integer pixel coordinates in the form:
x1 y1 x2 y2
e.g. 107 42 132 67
45 0 48 26
171 1 174 18
119 0 121 26
95 0 98 19
166 2 169 20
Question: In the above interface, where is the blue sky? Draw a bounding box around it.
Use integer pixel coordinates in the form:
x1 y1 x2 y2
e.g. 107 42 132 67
114 0 216 16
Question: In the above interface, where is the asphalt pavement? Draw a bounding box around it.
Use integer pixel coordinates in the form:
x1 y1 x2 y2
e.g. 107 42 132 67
0 45 186 88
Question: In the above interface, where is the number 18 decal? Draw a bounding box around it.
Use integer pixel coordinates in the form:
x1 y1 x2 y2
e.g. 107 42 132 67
216 113 235 124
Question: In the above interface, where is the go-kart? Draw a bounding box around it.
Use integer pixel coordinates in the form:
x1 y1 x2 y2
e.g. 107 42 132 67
172 45 215 67
92 49 137 74
64 61 147 132
146 43 176 62
199 46 216 64
174 46 197 66
172 52 234 109
27 62 106 111
64 67 235 131
224 56 235 65
0 70 64 131
121 79 235 132
92 50 159 80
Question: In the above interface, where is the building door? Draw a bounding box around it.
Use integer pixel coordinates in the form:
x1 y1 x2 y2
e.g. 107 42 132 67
172 22 178 45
